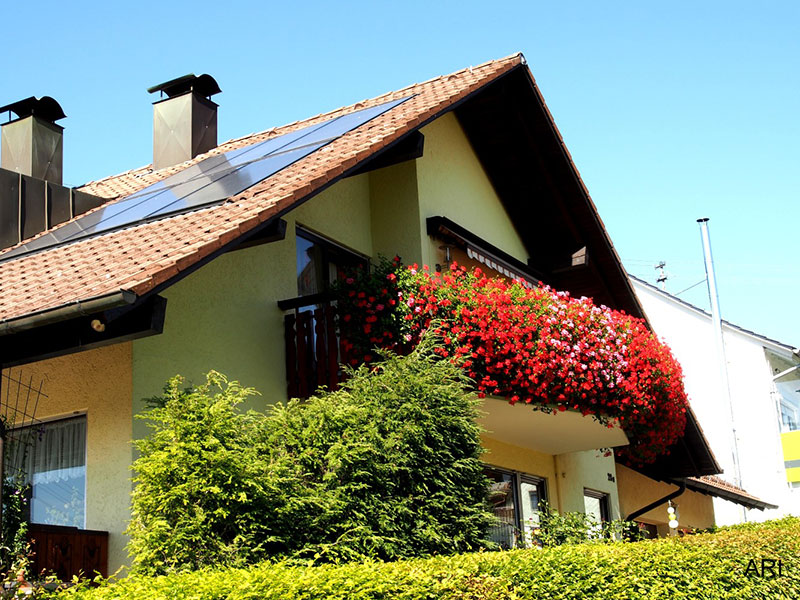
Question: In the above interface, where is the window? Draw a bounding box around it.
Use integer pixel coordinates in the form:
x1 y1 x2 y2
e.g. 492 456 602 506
766 350 800 433
8 416 87 528
485 466 546 548
296 227 366 297
583 488 610 524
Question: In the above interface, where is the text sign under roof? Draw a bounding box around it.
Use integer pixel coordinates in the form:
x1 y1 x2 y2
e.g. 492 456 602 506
0 97 411 263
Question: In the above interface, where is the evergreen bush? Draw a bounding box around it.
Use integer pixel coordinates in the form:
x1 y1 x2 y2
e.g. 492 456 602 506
127 337 493 573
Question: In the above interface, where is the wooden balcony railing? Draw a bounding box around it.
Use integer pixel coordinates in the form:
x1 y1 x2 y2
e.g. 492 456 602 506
27 523 108 580
279 294 344 399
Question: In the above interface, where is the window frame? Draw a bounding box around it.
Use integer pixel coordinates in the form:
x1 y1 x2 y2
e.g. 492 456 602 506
7 413 88 530
295 226 369 297
484 465 547 547
583 487 611 523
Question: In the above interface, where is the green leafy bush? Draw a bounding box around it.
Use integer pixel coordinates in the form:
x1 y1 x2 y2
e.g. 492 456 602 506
57 517 800 600
533 502 643 547
128 372 309 573
128 338 493 573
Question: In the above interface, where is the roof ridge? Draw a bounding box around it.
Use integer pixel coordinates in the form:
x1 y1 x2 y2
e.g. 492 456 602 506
629 273 795 350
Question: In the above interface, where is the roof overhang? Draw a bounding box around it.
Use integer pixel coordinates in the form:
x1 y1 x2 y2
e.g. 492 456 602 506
681 476 778 511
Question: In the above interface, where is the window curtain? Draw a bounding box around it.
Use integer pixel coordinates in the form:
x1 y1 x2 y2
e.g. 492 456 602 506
16 417 86 485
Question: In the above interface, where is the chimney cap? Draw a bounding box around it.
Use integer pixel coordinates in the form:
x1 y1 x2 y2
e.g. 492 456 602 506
0 96 66 124
147 73 221 100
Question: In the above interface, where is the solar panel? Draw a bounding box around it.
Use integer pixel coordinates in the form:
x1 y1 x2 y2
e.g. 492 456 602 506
1 96 411 262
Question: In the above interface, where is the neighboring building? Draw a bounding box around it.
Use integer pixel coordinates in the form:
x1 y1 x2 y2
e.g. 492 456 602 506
0 56 766 577
631 275 797 524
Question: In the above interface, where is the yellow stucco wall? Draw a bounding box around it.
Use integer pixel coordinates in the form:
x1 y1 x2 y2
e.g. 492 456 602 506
481 436 560 510
416 112 528 268
616 464 715 534
369 160 423 265
781 430 800 483
555 450 621 519
132 173 375 420
2 343 133 575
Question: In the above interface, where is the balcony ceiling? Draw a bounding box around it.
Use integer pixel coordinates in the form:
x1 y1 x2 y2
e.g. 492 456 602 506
478 395 629 456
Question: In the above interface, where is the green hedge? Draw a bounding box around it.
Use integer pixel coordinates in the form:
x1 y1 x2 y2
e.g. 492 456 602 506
59 517 800 600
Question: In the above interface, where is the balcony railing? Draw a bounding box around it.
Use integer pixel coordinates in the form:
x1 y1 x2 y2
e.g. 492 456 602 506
279 293 344 399
27 524 108 580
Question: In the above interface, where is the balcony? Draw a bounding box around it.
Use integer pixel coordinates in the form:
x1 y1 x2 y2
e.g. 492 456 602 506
280 294 344 399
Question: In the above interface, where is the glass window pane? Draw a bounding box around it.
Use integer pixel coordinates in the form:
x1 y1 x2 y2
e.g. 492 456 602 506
485 468 517 549
519 479 542 545
296 235 322 296
766 350 800 432
584 494 603 523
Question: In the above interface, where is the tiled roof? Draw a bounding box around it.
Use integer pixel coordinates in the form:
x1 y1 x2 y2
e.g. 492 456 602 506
0 55 523 324
686 475 778 510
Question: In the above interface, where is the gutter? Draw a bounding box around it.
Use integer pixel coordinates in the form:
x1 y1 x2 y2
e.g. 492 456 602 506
626 480 686 522
0 290 137 336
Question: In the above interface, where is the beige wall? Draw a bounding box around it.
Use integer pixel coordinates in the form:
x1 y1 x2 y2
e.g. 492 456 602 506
3 343 133 575
132 173 375 421
369 159 423 264
616 464 715 535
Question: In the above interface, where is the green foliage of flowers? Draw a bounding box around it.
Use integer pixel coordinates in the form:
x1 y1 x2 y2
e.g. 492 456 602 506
58 517 800 600
127 337 493 574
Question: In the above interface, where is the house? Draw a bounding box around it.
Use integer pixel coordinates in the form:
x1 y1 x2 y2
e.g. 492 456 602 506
0 55 770 577
631 275 797 524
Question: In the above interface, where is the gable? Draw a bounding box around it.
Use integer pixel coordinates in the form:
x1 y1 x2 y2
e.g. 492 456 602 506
416 112 528 267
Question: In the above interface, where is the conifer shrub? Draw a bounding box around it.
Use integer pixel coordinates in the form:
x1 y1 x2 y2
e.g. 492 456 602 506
127 337 493 573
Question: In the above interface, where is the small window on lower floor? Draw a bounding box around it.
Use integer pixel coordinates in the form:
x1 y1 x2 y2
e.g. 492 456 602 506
485 466 546 548
583 488 610 524
7 416 87 528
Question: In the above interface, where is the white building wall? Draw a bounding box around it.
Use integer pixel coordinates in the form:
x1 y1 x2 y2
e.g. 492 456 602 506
632 279 799 524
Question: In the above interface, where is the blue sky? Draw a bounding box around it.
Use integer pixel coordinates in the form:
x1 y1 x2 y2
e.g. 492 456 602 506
3 1 799 345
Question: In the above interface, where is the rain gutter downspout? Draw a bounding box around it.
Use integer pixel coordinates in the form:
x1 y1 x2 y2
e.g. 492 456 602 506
626 480 686 522
0 290 137 336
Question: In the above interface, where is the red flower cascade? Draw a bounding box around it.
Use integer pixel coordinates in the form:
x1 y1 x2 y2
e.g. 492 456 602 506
335 259 688 465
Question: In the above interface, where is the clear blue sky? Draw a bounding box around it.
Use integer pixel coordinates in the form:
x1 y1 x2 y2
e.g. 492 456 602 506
3 1 798 345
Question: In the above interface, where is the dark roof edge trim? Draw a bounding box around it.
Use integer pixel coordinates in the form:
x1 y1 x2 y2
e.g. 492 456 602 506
678 478 779 511
0 290 136 338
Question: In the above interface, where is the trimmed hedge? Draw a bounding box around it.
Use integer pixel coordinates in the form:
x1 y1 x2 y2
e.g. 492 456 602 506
58 517 800 599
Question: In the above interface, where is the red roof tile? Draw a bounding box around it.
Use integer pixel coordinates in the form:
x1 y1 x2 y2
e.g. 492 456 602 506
0 55 523 324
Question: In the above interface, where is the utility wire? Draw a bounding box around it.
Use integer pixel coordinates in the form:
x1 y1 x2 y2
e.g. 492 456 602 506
674 278 707 296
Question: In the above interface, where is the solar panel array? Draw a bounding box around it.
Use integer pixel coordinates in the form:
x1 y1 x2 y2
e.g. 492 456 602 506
1 97 411 262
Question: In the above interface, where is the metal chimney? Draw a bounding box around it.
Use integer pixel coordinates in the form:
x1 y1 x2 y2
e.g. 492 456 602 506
148 74 221 170
0 96 66 185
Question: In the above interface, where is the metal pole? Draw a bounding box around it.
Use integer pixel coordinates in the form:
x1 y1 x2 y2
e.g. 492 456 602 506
697 218 745 520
